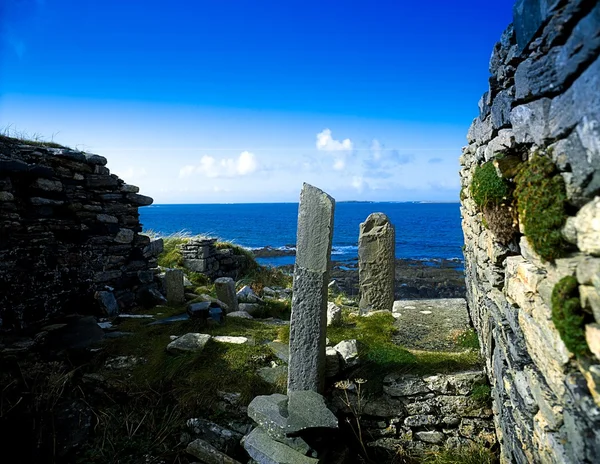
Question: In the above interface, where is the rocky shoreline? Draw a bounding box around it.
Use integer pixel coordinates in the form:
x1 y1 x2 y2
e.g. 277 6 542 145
278 257 465 300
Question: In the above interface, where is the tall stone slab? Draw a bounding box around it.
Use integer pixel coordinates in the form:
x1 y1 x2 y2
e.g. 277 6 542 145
214 277 238 313
164 269 185 305
287 183 335 394
358 213 395 314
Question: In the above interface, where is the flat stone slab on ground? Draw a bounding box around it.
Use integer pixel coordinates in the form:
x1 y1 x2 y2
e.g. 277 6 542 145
213 336 249 344
167 333 211 354
243 427 319 464
391 298 470 351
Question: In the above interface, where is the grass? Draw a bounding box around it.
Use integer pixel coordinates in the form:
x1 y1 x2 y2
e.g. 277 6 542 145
514 154 568 261
421 444 497 464
455 328 480 350
551 276 589 356
471 384 492 405
1 126 69 149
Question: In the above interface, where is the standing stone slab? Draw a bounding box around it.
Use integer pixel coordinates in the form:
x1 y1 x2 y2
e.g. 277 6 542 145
287 183 335 394
358 213 395 314
215 277 238 313
165 269 185 305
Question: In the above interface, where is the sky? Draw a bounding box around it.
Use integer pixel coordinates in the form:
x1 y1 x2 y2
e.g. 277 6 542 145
0 0 515 203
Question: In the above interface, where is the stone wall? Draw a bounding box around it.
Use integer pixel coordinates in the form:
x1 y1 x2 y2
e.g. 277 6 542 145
181 237 254 280
460 1 600 462
0 136 162 330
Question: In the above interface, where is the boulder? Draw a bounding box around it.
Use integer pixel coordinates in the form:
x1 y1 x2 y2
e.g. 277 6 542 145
333 339 359 369
327 302 342 327
166 333 211 354
237 285 262 303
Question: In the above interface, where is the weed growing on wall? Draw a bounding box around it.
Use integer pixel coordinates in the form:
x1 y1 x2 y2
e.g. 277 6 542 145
514 155 568 261
551 276 589 356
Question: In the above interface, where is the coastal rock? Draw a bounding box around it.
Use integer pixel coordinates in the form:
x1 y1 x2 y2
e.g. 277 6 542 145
358 213 395 314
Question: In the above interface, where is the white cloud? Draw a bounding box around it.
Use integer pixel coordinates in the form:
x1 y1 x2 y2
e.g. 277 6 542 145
351 176 369 192
179 151 258 178
333 158 345 170
370 139 382 160
316 129 353 152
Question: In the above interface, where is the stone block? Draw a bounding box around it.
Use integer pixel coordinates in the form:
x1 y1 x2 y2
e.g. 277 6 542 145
358 213 395 314
166 333 211 354
288 184 335 393
585 324 600 360
165 269 185 305
574 197 600 256
510 98 552 145
186 438 241 464
242 427 318 464
215 277 238 314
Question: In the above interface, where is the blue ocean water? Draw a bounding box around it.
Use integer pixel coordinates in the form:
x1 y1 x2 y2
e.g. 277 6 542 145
139 202 463 267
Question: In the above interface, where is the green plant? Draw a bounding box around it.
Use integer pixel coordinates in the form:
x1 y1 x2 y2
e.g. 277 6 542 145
456 328 480 350
551 276 589 356
471 162 510 209
335 378 370 461
514 155 568 261
422 443 497 464
277 325 290 343
471 384 492 404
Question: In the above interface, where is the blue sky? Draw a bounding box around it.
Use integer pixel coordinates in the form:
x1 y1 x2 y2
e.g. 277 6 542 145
1 0 514 203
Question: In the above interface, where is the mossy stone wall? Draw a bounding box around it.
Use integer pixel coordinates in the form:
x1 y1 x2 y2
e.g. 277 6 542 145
460 1 600 462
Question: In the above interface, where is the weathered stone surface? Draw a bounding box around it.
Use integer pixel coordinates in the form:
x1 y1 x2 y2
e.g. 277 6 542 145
288 184 335 393
166 333 211 354
227 311 253 319
586 324 600 360
242 427 318 464
257 366 288 387
237 285 261 303
383 374 430 397
325 347 340 378
326 302 342 327
215 277 238 313
213 336 248 344
186 438 241 464
247 394 289 440
574 197 600 256
164 269 185 305
287 390 338 434
358 213 395 314
510 98 551 145
332 339 359 369
415 431 445 444
95 290 119 317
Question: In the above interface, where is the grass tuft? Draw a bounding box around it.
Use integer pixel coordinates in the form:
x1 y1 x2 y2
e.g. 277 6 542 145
471 162 510 209
422 443 497 464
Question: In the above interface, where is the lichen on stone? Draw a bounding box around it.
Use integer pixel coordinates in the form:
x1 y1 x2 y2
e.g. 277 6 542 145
551 276 589 357
514 154 568 261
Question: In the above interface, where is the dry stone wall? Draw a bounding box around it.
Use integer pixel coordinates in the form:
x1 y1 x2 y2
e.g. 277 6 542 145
0 136 162 330
460 1 600 463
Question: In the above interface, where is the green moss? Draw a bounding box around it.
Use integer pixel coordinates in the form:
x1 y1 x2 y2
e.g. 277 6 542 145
551 276 589 356
157 236 188 268
471 161 511 208
456 328 480 350
422 443 497 464
471 384 491 404
514 155 568 261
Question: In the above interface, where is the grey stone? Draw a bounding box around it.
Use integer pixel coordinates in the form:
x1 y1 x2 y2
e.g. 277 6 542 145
512 0 558 53
574 197 600 256
467 116 494 144
114 228 134 244
237 285 262 303
213 336 248 344
95 290 119 317
383 374 430 397
215 277 238 313
325 348 341 378
490 89 514 130
186 438 241 464
165 269 185 305
287 390 339 434
268 341 290 363
227 311 253 319
166 333 211 354
415 431 445 444
327 302 342 327
257 366 288 386
33 178 63 191
358 213 395 314
239 303 260 315
242 427 319 464
510 98 551 145
247 394 289 440
288 184 335 393
332 339 359 371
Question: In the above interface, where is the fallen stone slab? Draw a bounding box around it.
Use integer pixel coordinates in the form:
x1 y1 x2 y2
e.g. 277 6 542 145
186 438 241 464
247 393 289 440
287 390 339 434
242 427 319 464
167 333 211 354
213 336 249 345
227 311 253 319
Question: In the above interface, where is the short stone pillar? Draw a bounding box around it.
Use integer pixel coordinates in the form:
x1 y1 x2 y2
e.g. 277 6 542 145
215 277 238 314
164 269 185 305
287 183 335 394
358 213 395 314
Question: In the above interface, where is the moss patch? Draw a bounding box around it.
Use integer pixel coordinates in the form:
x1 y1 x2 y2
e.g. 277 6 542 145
514 155 568 261
471 162 510 209
551 276 589 356
422 443 497 464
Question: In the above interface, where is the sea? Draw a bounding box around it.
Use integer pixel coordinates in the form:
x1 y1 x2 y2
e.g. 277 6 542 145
139 202 464 268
